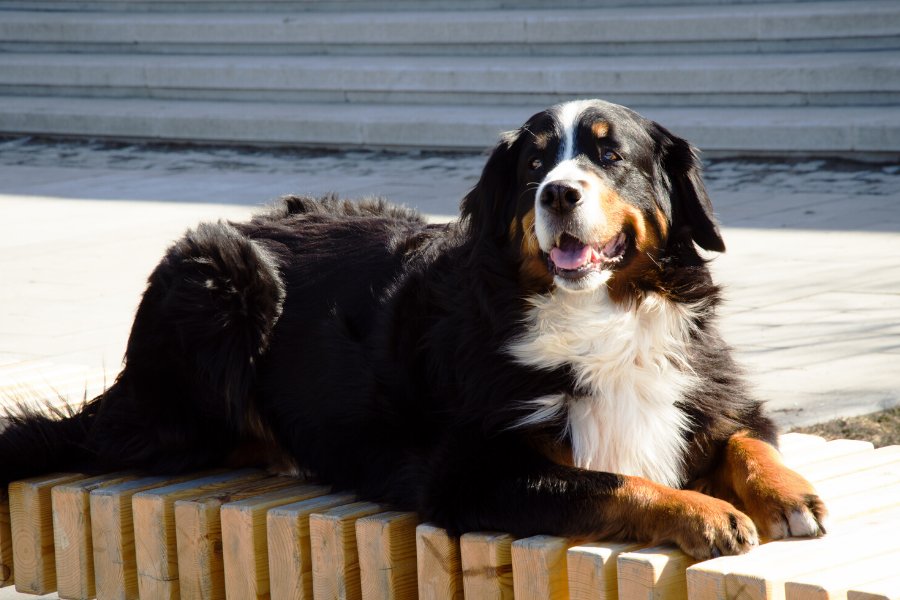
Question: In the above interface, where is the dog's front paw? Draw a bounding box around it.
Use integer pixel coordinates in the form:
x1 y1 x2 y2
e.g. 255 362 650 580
742 467 827 540
666 490 759 560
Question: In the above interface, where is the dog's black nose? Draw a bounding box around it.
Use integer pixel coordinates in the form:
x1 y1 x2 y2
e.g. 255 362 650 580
540 181 582 214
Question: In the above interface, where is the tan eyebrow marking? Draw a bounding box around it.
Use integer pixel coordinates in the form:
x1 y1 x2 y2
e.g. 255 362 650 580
532 131 551 149
592 121 610 138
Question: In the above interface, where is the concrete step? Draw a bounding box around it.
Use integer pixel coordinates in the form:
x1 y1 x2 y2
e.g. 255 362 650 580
2 2 897 56
2 52 897 107
0 96 897 155
0 0 853 12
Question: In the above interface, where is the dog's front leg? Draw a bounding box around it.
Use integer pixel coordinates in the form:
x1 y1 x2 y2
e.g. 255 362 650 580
700 430 828 541
425 437 758 560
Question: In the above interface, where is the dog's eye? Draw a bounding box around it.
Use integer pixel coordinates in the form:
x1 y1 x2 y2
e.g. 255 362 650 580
601 149 622 164
529 157 543 171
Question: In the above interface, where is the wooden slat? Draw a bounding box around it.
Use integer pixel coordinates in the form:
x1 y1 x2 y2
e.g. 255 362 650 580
686 553 749 600
567 541 644 600
459 532 514 600
623 442 895 600
804 445 900 484
9 472 83 595
778 434 827 457
267 492 355 600
220 483 329 600
821 481 900 524
173 476 300 600
415 524 463 600
784 549 900 600
51 472 137 600
784 439 874 469
131 469 268 600
91 472 203 600
722 523 900 600
0 490 13 587
617 545 695 600
847 574 900 600
511 535 572 600
688 506 900 600
814 460 900 500
356 511 419 600
309 501 383 600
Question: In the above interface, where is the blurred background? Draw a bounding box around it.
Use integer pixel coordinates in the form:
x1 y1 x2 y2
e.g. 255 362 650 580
0 0 897 153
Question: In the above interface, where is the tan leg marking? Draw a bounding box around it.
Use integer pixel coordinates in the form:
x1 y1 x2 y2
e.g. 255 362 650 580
718 431 827 540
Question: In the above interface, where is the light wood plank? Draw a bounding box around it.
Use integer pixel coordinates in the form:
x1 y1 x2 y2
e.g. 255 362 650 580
91 472 207 600
174 476 300 600
511 535 572 600
9 472 83 595
687 521 900 600
52 472 137 600
617 545 695 600
220 483 329 600
459 532 514 600
415 524 463 600
131 469 268 600
804 446 900 484
847 573 900 600
0 490 13 587
309 501 383 600
814 458 900 500
724 523 900 600
821 481 900 526
778 434 828 457
784 549 900 600
686 554 751 600
567 541 644 600
356 511 419 600
784 439 874 469
267 492 355 600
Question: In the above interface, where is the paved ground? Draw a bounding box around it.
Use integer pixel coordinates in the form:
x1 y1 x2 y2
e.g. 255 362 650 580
1 137 898 436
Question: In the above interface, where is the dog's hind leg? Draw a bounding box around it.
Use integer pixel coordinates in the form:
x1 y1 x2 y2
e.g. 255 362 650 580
85 221 286 474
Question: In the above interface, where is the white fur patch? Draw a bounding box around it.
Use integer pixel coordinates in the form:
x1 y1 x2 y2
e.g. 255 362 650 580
556 100 593 162
508 289 698 488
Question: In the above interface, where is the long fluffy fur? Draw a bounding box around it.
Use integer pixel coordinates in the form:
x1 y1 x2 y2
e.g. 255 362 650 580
2 101 822 558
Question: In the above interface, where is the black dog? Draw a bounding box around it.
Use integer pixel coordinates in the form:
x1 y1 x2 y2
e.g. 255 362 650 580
1 100 826 558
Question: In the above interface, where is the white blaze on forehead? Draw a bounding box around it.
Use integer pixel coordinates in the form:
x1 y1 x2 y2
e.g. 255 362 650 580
555 100 594 162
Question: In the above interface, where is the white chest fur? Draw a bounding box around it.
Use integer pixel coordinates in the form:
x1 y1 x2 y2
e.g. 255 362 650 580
507 289 698 488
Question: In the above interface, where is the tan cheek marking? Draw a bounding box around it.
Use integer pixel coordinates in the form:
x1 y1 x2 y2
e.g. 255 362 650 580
596 188 632 241
597 189 663 253
508 217 519 240
513 207 553 289
592 121 609 138
655 206 669 240
520 208 541 257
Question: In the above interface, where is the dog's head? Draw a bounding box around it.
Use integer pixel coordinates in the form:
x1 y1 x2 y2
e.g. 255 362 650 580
461 99 724 297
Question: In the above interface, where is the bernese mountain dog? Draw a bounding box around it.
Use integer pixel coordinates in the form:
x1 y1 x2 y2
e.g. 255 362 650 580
0 99 826 559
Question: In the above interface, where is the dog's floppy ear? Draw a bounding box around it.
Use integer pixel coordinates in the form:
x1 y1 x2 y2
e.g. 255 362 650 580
460 129 522 243
656 124 726 253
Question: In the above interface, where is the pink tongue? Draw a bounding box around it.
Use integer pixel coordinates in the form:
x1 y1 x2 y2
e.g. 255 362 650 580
550 243 592 270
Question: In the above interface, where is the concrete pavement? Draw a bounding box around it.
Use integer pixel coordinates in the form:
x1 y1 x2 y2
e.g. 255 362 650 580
1 137 898 431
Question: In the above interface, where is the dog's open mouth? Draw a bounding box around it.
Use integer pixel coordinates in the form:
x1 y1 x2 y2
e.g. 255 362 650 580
547 232 628 279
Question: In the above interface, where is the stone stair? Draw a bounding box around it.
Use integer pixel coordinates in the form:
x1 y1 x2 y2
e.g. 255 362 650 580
0 1 898 155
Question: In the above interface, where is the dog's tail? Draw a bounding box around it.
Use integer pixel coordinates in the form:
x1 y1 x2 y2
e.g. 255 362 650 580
0 391 103 484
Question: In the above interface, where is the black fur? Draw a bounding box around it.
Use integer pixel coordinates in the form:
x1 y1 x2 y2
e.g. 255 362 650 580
1 102 780 552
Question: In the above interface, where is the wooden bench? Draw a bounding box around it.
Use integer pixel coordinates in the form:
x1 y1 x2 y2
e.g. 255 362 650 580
2 364 899 600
